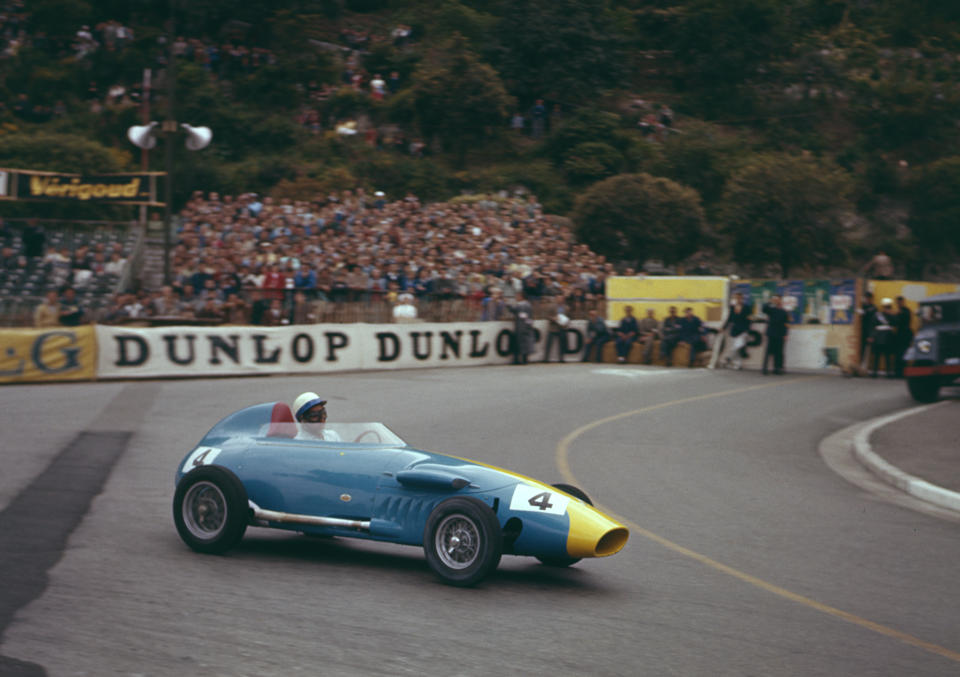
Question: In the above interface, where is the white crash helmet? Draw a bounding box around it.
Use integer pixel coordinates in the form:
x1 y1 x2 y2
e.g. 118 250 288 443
293 391 327 421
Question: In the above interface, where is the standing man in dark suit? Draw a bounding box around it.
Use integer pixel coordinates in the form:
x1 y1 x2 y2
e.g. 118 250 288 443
762 295 789 375
892 296 913 378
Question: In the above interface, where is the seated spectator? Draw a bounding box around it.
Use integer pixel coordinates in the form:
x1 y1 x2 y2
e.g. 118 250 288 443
637 308 659 364
100 294 130 324
34 290 60 327
196 297 224 322
122 292 148 319
249 290 271 325
152 285 179 316
265 298 286 325
294 263 317 292
614 305 639 363
581 309 610 363
222 292 250 324
0 244 19 270
177 284 201 316
290 291 319 324
481 287 509 321
666 307 708 367
103 251 126 276
58 287 84 326
659 306 683 364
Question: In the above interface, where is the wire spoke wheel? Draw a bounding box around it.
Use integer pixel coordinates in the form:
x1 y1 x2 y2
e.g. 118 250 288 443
183 481 228 539
423 498 502 586
435 515 480 569
173 466 248 554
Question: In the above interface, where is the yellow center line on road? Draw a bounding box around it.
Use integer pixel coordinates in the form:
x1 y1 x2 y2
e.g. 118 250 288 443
556 377 960 664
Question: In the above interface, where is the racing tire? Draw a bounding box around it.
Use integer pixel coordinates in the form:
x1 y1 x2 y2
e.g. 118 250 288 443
907 377 940 403
173 466 248 555
537 484 592 568
423 498 502 587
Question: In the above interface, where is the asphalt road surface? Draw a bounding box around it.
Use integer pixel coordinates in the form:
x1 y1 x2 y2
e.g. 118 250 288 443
1 365 958 676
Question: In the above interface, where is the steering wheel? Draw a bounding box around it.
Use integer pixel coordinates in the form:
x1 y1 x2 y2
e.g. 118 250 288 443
354 430 382 443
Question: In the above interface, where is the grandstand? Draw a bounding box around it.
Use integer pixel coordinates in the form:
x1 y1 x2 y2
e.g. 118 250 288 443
0 219 140 326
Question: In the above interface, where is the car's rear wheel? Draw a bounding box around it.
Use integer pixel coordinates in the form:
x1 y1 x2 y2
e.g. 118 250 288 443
173 466 248 554
423 498 502 586
907 376 940 403
537 483 593 568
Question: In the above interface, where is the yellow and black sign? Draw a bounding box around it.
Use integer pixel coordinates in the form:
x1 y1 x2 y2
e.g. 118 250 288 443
0 168 164 206
0 327 97 384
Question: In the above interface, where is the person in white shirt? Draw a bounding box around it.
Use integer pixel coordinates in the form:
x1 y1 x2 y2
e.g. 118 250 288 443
392 292 418 322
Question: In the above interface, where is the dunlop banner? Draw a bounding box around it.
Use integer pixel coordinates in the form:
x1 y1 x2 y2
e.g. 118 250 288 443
0 326 97 383
95 321 589 379
0 168 163 205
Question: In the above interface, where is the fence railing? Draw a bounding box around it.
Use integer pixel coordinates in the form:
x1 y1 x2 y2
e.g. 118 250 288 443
1 292 605 328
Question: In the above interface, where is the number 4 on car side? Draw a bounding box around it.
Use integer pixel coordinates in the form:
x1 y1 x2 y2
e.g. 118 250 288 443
173 402 629 586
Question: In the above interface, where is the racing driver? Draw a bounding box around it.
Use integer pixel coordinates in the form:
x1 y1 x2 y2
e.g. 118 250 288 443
292 391 341 441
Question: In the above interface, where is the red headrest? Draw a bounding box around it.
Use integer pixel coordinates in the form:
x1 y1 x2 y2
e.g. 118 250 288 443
267 402 297 438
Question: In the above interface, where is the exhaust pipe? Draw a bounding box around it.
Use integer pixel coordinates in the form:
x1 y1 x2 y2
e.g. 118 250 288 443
249 501 369 531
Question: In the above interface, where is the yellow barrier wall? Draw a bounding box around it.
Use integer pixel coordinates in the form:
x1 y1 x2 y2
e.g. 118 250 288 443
607 276 728 323
0 326 97 384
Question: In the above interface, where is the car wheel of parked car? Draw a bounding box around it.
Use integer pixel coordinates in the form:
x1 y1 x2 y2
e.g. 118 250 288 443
173 465 248 554
537 483 593 568
423 498 502 586
907 377 940 403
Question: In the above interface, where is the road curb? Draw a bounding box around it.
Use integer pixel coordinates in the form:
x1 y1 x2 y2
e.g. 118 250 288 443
851 401 960 515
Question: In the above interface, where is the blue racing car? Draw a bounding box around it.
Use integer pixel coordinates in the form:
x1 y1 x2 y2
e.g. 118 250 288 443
173 401 629 586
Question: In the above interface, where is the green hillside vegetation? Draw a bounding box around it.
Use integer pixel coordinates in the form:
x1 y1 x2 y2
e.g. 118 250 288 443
2 0 959 278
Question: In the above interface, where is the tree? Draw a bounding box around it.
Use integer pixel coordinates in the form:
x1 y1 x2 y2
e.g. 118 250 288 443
488 0 626 101
718 153 854 277
572 173 705 264
544 108 622 167
0 132 129 173
646 0 793 114
563 142 623 184
649 121 748 207
407 34 514 167
907 156 960 261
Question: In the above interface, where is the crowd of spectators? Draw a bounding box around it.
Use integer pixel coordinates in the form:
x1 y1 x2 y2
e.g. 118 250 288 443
0 0 25 59
87 189 611 327
3 8 279 123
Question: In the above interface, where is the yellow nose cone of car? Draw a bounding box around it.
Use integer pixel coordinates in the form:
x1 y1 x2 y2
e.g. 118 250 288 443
565 499 630 559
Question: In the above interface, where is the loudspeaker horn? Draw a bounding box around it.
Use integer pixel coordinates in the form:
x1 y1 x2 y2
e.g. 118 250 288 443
181 124 212 151
127 121 159 149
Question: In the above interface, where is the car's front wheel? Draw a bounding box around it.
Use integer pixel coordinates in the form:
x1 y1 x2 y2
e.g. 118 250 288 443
537 483 593 568
173 466 248 554
423 498 502 586
907 376 940 403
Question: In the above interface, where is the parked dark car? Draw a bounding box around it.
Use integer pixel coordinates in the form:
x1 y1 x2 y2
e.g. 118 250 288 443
903 292 960 402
